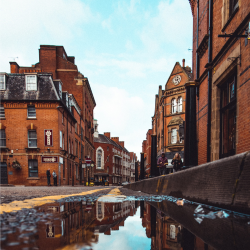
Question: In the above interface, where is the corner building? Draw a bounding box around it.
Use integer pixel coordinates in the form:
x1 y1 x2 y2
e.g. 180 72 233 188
8 45 96 181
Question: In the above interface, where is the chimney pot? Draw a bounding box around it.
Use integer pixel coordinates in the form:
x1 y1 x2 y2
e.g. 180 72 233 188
182 59 185 67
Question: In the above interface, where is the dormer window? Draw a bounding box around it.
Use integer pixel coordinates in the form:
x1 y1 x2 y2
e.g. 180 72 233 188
26 75 37 91
0 75 6 90
59 83 62 99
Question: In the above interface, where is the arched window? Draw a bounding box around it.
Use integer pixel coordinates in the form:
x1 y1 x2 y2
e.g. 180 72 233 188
171 99 177 114
178 97 182 112
97 150 102 168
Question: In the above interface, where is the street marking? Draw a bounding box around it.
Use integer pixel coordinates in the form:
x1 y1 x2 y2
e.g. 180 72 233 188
0 188 111 214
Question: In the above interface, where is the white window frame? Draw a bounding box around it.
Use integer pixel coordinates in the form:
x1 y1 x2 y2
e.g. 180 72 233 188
97 150 102 168
171 129 177 144
0 75 6 90
27 105 36 118
59 83 62 99
172 99 177 114
25 75 37 91
178 97 182 112
28 130 37 148
0 104 5 118
60 131 62 148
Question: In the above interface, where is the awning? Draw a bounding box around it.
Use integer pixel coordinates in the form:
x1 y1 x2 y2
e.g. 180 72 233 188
94 173 109 176
114 154 122 158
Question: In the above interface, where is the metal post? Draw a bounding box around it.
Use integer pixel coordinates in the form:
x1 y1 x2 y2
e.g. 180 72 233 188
135 161 138 181
184 82 198 167
150 135 157 177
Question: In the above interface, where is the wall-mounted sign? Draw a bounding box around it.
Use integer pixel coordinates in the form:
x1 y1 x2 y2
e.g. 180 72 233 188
42 156 58 163
47 206 59 213
46 223 55 238
44 129 53 146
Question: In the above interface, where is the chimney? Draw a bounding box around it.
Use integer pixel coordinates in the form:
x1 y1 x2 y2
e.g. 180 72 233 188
10 62 20 73
111 137 119 144
104 132 110 139
119 141 125 148
182 59 185 67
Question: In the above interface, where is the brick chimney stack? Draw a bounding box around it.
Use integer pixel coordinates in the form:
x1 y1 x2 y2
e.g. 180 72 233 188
111 137 119 144
182 59 185 67
10 62 20 73
119 141 125 148
104 132 110 139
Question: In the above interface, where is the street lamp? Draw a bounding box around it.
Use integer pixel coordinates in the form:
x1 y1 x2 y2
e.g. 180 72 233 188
82 163 86 185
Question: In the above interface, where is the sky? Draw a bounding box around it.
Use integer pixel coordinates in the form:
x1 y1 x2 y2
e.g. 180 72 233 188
0 0 193 157
94 209 151 250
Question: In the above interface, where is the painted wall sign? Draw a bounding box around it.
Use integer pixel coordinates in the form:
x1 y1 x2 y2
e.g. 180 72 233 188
44 129 53 146
42 156 58 163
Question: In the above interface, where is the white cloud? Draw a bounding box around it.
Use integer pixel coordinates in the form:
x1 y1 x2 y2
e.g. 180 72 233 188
102 17 113 33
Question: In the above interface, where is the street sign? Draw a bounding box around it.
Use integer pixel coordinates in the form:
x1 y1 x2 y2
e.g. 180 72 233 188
46 223 55 238
85 158 91 164
42 156 58 163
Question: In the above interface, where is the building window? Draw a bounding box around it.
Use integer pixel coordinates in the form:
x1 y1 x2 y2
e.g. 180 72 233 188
0 104 5 118
229 0 239 16
220 73 237 158
60 131 62 148
107 156 109 162
171 99 177 114
59 83 62 98
0 75 6 90
0 130 6 147
178 97 182 112
63 162 65 179
28 130 37 148
107 146 109 151
27 106 36 118
75 123 77 134
25 75 37 91
75 140 78 157
69 139 71 154
62 112 64 124
97 150 102 168
72 141 74 155
171 129 177 144
28 159 38 177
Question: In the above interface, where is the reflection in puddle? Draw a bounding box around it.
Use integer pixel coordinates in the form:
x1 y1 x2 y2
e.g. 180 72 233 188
1 196 250 250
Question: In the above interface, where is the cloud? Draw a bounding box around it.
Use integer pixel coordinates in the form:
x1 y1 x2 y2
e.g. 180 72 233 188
102 17 113 33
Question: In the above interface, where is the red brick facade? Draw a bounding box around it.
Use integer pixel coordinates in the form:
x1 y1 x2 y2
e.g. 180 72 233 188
189 0 250 164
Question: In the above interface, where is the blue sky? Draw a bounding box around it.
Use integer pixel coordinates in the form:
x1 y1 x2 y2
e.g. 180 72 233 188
0 0 193 157
93 209 151 250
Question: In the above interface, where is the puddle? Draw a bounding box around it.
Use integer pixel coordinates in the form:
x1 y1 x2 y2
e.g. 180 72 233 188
1 195 250 250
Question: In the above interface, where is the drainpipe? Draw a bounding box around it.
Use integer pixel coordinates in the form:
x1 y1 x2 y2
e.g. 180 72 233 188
66 113 69 185
207 0 213 162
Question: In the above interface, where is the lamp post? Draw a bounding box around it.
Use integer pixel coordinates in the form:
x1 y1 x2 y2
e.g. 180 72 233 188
82 163 86 185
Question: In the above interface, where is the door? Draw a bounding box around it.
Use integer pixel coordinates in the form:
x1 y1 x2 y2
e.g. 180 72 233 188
0 162 8 184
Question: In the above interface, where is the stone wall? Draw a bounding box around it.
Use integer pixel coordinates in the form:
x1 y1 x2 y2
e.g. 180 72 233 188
126 151 250 213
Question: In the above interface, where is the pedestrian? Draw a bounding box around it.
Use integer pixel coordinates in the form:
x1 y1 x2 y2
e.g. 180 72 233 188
157 153 168 175
171 153 183 173
52 170 57 186
46 168 51 186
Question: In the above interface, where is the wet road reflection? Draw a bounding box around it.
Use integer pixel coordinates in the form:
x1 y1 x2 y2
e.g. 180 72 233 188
1 195 250 250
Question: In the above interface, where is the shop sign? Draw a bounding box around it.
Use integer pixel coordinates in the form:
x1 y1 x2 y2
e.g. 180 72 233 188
44 129 53 146
46 223 55 238
42 156 58 163
47 206 59 213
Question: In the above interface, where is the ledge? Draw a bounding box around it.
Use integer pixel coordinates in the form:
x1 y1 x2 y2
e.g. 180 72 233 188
27 177 40 180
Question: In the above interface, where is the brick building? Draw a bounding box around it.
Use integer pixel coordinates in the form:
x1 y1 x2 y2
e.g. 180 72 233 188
93 127 131 185
151 60 191 164
0 73 83 186
7 45 96 182
129 152 137 183
142 129 152 177
188 0 250 164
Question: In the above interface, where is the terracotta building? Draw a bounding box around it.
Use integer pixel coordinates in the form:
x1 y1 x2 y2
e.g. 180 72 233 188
152 60 191 163
0 73 83 186
7 45 96 181
93 126 131 185
142 129 152 177
188 0 250 164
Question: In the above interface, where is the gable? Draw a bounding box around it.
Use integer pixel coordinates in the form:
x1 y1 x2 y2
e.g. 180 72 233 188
165 62 191 90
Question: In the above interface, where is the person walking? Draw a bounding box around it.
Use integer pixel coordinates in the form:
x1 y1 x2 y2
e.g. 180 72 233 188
171 153 183 173
46 168 51 186
52 170 57 186
157 153 168 175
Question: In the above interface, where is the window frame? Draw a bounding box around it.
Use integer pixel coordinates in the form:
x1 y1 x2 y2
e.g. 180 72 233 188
171 128 177 144
0 75 6 90
97 149 102 168
28 159 38 177
0 129 6 147
28 130 37 148
60 131 63 148
25 75 37 91
178 96 182 112
0 104 5 119
27 105 36 119
171 98 177 114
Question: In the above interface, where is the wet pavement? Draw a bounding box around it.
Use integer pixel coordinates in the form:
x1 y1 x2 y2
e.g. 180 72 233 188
0 187 250 249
